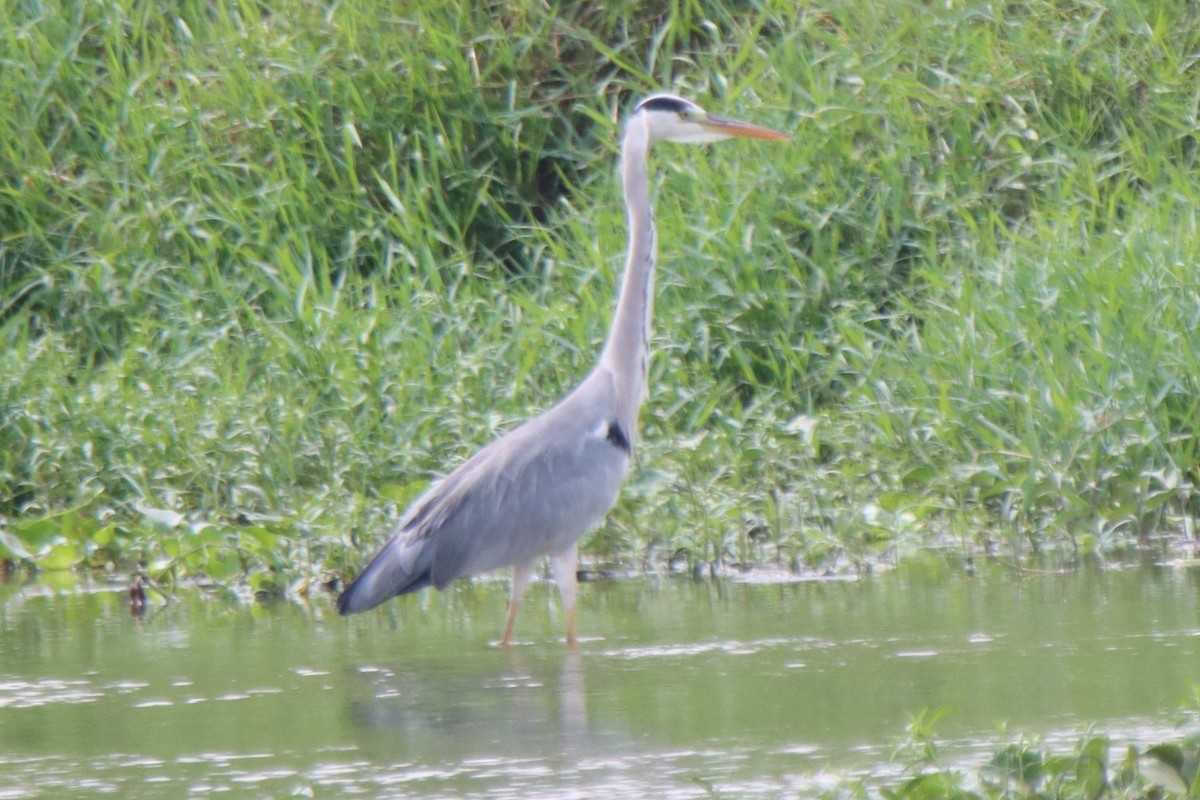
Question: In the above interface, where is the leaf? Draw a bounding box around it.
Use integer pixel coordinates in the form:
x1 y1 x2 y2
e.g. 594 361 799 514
1145 743 1185 774
900 465 937 488
895 772 979 800
58 509 101 542
204 551 242 581
92 523 117 548
249 570 284 600
1075 735 1108 800
1140 745 1190 795
40 541 82 571
242 525 279 551
0 527 34 561
985 744 1043 788
8 517 61 549
135 502 187 529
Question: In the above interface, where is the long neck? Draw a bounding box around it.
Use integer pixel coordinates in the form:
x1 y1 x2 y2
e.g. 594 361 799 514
599 115 656 435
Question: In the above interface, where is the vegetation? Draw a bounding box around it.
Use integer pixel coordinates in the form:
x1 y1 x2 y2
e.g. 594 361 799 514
815 708 1200 800
2 0 1199 597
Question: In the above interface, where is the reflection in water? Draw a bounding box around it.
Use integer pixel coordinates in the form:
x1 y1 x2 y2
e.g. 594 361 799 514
334 646 611 795
559 650 587 752
342 646 591 771
2 565 1200 797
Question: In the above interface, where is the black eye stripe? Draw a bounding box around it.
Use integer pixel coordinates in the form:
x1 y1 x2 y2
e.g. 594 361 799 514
634 95 692 115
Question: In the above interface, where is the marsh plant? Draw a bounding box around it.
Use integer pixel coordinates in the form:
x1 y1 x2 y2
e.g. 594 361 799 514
2 0 1199 594
819 706 1200 800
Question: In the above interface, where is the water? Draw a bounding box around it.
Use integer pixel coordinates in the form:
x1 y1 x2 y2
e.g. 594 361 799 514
2 560 1199 797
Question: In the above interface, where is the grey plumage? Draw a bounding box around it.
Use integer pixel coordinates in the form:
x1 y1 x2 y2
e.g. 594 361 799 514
337 93 788 644
337 372 629 613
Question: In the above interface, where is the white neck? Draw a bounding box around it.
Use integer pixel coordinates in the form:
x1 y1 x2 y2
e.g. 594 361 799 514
598 113 656 440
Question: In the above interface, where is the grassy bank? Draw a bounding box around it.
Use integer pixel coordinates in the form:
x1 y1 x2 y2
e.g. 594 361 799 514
2 0 1199 595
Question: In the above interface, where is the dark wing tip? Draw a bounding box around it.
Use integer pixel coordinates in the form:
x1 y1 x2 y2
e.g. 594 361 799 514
336 562 434 617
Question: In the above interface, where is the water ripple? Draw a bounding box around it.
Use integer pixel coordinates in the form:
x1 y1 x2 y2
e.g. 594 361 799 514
0 678 103 709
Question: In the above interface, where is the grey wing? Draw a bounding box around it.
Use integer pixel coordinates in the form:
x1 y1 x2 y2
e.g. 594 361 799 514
335 448 487 615
425 408 631 587
337 369 631 616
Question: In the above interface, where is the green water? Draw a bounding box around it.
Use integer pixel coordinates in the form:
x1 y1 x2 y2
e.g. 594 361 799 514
2 562 1199 797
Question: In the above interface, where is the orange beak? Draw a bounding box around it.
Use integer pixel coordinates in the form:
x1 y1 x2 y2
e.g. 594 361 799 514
701 114 792 142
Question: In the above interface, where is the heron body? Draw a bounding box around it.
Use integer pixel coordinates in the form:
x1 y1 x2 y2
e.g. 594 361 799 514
337 94 788 644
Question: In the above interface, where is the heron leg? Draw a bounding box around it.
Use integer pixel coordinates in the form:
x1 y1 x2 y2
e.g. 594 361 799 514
500 560 536 646
550 544 579 647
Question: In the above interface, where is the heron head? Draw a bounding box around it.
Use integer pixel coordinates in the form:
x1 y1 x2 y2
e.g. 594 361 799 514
632 93 790 144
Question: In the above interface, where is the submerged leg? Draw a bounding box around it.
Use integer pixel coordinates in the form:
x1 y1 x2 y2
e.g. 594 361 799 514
550 544 579 647
500 561 536 646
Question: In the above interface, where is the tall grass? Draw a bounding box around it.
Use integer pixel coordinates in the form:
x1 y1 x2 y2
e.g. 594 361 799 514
2 0 1198 592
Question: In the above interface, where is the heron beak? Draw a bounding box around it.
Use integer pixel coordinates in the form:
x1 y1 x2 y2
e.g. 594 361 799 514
701 113 791 142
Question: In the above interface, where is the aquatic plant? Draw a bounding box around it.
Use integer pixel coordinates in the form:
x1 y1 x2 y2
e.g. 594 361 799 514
822 708 1200 800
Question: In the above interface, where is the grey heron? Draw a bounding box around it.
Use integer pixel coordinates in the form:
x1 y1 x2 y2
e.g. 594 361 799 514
337 93 789 644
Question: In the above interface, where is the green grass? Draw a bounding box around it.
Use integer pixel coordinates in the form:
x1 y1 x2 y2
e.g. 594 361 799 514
2 0 1199 594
